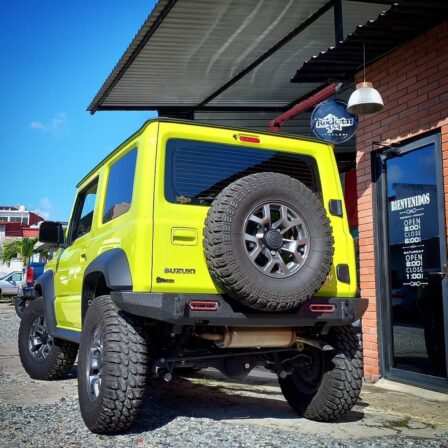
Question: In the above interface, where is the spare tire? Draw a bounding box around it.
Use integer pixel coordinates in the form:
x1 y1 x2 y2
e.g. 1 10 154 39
203 172 334 311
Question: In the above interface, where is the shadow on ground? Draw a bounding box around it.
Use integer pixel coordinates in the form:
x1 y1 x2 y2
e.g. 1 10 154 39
126 371 365 434
64 365 366 433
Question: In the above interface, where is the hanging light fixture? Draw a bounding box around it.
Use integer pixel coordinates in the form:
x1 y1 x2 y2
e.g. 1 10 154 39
347 43 384 115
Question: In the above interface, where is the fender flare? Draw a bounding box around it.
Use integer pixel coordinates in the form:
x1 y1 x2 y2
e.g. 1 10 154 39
35 270 80 344
83 248 132 291
81 248 132 322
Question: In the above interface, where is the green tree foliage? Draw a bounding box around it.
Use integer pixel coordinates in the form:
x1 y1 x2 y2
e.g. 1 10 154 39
0 237 38 265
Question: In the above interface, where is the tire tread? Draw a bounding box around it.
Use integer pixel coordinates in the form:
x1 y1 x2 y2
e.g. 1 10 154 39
204 172 334 311
18 298 78 381
279 325 363 421
79 295 148 434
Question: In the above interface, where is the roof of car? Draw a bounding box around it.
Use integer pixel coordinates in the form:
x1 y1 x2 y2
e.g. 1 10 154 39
77 117 331 188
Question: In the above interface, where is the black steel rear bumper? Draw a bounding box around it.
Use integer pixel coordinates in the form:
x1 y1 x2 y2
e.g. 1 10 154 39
111 292 368 327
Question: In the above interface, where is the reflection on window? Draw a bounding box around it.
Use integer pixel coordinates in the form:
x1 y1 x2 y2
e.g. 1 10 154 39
165 139 317 206
385 143 446 378
72 181 98 242
103 149 137 223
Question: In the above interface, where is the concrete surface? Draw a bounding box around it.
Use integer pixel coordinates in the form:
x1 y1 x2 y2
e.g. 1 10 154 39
375 378 448 403
1 302 447 442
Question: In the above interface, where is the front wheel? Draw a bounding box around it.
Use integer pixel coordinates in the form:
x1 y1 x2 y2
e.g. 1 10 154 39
279 326 363 421
78 295 149 434
18 297 78 380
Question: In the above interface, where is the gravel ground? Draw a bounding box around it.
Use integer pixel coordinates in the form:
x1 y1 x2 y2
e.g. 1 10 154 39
1 302 447 448
1 400 446 448
0 301 17 342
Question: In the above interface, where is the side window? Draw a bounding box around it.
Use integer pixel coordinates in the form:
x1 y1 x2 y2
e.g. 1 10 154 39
70 180 98 243
103 148 137 223
11 273 21 282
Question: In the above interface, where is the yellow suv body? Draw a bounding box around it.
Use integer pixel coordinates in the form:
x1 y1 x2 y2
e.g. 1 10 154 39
22 118 367 433
40 119 359 335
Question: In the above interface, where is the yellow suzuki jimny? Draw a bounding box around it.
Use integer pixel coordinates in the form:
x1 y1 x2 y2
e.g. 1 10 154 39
18 119 367 433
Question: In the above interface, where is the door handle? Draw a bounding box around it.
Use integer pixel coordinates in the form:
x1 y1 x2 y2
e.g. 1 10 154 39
171 228 198 246
427 264 446 279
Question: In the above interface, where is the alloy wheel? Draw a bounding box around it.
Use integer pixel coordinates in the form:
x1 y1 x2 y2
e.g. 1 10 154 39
86 326 103 401
28 315 53 360
243 202 310 278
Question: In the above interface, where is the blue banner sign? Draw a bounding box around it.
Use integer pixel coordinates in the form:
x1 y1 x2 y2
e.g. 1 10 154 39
311 99 358 144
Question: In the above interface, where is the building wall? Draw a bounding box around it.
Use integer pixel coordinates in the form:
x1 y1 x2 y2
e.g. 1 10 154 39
355 21 448 382
0 259 23 276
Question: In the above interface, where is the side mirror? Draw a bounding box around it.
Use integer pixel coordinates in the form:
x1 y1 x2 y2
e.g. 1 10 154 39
39 221 65 247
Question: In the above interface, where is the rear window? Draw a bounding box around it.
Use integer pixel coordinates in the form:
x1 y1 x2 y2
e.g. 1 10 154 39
165 139 318 206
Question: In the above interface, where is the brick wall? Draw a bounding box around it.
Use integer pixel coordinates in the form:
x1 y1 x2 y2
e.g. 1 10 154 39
355 21 448 382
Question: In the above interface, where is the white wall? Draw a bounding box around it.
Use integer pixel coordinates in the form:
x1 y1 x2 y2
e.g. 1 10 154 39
0 259 23 276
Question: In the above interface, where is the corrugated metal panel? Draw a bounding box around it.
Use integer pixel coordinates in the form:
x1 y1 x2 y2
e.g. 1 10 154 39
95 0 328 109
89 0 391 112
292 0 448 82
209 2 387 105
88 0 171 112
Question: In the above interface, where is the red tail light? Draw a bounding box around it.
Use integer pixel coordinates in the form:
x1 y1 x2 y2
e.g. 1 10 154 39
239 135 260 144
309 304 335 313
188 300 220 311
26 266 34 285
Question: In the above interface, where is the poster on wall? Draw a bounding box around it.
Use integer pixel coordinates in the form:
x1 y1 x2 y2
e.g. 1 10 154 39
388 183 439 288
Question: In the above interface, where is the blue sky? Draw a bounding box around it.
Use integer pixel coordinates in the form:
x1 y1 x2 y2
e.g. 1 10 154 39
0 1 157 220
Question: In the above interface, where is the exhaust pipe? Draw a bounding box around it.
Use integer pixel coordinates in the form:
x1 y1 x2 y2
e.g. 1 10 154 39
198 327 296 349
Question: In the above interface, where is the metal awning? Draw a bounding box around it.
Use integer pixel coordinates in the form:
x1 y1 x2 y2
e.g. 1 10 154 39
291 0 448 83
88 0 391 115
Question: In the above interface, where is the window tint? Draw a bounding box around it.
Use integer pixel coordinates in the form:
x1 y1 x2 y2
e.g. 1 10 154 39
165 139 317 206
103 149 137 223
71 181 98 242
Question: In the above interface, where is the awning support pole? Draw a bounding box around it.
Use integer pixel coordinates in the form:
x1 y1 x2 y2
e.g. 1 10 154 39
333 0 344 44
267 82 341 132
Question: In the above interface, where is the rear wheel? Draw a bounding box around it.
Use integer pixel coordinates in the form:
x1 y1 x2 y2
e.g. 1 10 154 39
78 295 149 434
279 326 363 421
18 297 78 380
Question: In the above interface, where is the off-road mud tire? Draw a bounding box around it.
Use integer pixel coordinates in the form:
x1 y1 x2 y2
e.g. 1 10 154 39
204 172 333 311
18 297 78 380
78 295 149 434
279 325 363 421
